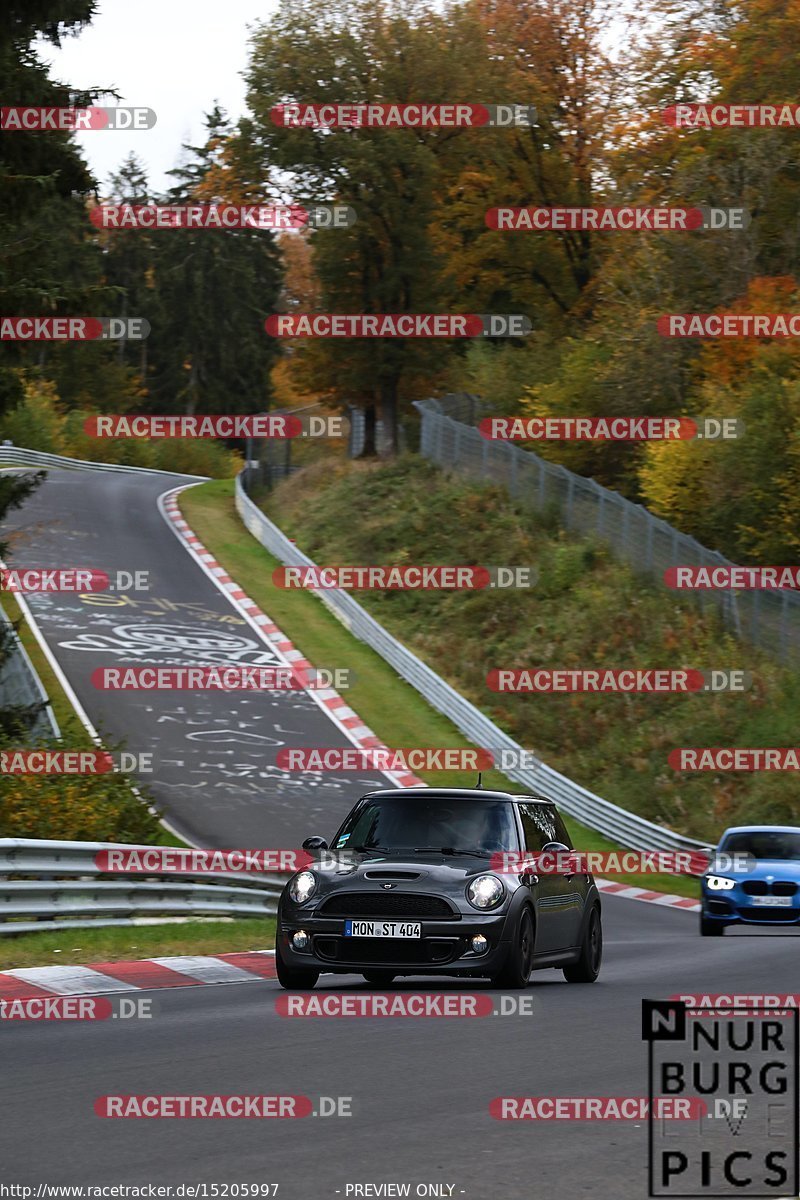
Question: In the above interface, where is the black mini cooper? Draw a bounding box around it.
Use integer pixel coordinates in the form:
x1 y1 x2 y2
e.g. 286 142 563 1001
275 787 602 988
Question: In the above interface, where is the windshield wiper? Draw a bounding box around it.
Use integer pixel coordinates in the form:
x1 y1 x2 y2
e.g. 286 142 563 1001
414 847 491 858
352 845 389 854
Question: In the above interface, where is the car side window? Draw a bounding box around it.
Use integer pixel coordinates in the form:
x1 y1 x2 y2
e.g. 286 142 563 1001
552 808 573 849
519 803 558 851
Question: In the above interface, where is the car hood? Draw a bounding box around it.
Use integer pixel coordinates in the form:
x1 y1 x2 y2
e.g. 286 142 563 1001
310 851 504 892
738 859 800 881
347 850 496 879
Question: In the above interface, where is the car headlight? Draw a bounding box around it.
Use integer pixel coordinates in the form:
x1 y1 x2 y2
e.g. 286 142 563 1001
288 870 317 904
705 875 736 891
467 875 505 910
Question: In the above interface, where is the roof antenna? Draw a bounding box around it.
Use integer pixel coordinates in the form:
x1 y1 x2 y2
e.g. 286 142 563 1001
475 772 483 789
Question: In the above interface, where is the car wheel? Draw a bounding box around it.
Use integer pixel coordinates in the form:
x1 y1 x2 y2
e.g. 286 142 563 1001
362 971 397 986
491 907 534 988
275 937 320 990
563 905 602 983
700 914 725 937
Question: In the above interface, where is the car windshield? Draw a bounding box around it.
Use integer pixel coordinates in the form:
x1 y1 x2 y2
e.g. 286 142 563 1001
720 830 800 861
333 797 519 855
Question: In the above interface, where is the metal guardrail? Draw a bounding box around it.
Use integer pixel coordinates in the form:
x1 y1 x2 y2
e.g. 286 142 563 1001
234 473 706 853
414 394 800 666
0 605 59 739
0 445 209 480
0 839 285 933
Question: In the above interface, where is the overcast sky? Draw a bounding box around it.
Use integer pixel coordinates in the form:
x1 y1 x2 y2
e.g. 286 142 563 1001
37 0 281 193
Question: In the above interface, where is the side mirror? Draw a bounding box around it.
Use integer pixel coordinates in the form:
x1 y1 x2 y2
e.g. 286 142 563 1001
302 836 329 851
541 841 575 876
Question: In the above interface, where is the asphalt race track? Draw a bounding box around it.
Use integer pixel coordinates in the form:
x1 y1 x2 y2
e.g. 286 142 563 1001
2 467 798 1198
1 899 798 1196
2 467 395 847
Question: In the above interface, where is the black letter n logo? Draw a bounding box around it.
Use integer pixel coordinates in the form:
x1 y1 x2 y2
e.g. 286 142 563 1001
642 999 686 1042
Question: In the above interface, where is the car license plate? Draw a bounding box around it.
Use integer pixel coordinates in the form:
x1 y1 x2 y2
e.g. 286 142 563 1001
750 896 793 907
344 920 421 938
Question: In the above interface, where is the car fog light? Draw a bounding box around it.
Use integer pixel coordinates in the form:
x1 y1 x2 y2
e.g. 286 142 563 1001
291 930 310 950
471 934 489 955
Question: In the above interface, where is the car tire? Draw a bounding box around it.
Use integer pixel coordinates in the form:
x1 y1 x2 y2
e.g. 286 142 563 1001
700 914 725 937
362 971 397 986
490 906 534 988
563 905 602 983
275 937 320 990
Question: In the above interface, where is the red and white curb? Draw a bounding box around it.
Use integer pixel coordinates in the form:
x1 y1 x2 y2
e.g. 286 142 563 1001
159 488 423 789
0 951 277 1000
595 878 700 911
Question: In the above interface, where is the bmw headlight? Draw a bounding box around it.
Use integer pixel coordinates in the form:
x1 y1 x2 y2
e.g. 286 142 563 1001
288 870 317 904
705 875 736 891
467 875 505 910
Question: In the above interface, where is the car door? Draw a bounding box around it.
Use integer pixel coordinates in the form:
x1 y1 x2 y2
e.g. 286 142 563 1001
550 806 587 948
517 802 569 953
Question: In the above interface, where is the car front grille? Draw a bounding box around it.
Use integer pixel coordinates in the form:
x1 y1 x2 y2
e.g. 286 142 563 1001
742 880 798 896
313 936 462 965
317 892 457 919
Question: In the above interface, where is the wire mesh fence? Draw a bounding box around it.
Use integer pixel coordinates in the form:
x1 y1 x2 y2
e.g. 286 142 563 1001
414 394 800 666
246 402 407 492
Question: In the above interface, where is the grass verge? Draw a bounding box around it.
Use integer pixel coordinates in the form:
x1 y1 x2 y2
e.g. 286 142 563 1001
0 918 276 970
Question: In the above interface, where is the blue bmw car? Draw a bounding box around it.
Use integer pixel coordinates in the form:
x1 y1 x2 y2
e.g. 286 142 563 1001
700 824 800 935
